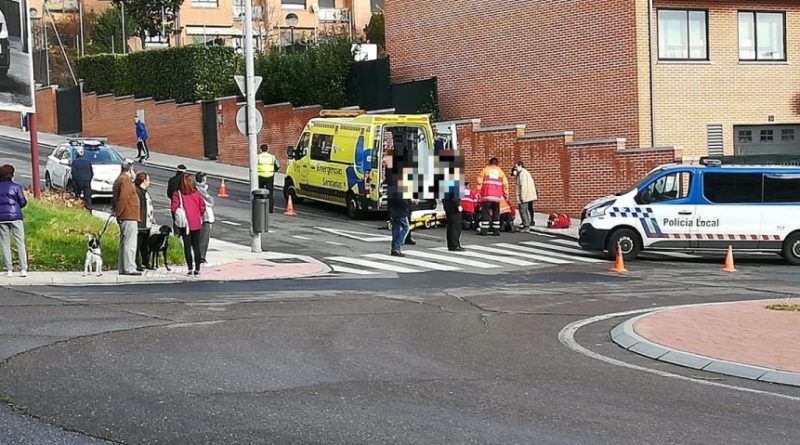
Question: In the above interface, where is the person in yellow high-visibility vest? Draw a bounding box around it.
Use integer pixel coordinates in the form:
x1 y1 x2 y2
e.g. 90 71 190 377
257 144 280 213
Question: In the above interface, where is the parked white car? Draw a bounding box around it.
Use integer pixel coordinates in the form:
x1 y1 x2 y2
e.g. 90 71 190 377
44 140 124 198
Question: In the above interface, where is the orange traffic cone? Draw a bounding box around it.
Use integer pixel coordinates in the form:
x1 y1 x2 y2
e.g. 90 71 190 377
610 243 628 273
284 194 297 216
217 178 230 198
722 245 737 273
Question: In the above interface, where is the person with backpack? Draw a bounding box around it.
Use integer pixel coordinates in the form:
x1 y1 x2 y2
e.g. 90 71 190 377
170 173 206 276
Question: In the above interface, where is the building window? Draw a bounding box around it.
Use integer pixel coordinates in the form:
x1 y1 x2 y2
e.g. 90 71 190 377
737 130 752 143
760 129 774 142
657 9 708 60
739 11 785 61
371 0 384 13
282 0 306 8
782 129 795 142
318 0 335 8
192 0 218 8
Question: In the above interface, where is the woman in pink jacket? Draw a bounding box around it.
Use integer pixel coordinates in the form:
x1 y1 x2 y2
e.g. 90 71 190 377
171 174 206 276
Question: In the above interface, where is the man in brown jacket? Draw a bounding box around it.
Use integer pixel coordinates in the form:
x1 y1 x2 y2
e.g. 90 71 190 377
112 160 141 275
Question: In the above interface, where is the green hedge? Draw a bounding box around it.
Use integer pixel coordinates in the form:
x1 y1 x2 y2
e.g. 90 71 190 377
78 39 351 107
78 46 241 102
256 36 353 108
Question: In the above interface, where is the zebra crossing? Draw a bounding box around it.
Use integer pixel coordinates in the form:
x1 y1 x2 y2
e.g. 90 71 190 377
325 239 612 276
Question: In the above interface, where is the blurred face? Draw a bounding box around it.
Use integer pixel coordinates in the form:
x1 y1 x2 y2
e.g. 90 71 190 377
143 176 150 188
134 117 139 123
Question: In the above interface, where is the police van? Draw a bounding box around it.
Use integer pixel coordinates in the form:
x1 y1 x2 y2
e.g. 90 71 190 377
284 110 438 218
578 160 800 264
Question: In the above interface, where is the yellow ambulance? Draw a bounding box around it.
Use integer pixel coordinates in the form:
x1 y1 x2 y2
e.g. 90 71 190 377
284 110 438 218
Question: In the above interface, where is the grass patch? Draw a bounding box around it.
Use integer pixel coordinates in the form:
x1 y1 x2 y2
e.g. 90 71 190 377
766 304 800 312
18 193 184 271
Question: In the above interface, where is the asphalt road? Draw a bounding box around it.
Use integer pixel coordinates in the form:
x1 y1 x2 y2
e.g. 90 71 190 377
1 267 799 444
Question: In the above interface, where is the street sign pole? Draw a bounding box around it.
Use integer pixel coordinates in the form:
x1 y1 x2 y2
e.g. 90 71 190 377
243 0 261 253
29 114 41 198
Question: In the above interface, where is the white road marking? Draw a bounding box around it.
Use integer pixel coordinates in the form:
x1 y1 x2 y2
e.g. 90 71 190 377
463 244 565 264
325 256 421 273
522 241 605 259
404 250 502 269
317 227 392 242
530 231 556 238
432 247 537 266
221 221 242 226
551 238 579 247
504 244 606 264
490 243 574 264
364 253 461 271
292 235 312 240
150 181 166 187
237 199 250 204
645 251 703 259
558 306 800 402
331 264 379 275
326 241 343 246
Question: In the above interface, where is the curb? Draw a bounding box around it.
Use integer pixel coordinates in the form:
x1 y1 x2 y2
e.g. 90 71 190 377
611 308 800 388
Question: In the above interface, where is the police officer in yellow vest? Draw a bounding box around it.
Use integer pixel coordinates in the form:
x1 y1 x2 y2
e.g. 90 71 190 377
257 144 280 213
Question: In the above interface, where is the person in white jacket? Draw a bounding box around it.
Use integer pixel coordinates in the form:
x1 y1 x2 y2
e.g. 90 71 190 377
195 172 215 264
513 161 538 232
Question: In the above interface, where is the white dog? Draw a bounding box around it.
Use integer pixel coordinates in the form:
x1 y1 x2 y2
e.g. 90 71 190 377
83 236 103 276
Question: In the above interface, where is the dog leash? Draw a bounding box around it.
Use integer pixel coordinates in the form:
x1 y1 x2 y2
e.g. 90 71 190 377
97 214 115 242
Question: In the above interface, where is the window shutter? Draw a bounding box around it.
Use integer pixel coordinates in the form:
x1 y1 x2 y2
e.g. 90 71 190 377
707 124 724 157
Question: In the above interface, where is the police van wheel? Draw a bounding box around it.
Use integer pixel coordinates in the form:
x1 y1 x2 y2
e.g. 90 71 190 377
346 194 363 219
606 228 641 261
781 233 800 265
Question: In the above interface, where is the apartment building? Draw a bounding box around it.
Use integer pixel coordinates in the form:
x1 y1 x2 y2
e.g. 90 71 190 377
175 0 382 50
386 0 800 158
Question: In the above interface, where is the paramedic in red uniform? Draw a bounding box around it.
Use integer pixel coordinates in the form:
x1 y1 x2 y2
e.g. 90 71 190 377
477 157 509 236
461 182 477 230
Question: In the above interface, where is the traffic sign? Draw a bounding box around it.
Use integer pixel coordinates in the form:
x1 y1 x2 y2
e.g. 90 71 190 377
236 106 263 135
234 75 263 96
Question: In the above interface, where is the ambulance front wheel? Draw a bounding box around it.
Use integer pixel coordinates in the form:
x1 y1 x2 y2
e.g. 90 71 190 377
781 232 800 265
283 180 304 204
605 228 641 261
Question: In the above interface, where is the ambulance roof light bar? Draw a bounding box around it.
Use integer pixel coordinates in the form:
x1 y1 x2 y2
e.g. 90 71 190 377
320 109 365 118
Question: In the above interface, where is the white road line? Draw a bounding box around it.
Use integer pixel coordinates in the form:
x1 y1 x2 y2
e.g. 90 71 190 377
432 247 537 266
530 231 556 238
404 250 502 269
237 199 250 204
150 181 166 187
503 243 606 264
331 264 379 275
558 307 800 402
221 221 242 226
463 244 561 265
522 241 604 258
490 243 574 264
325 256 422 273
292 235 312 240
326 241 343 246
364 253 461 271
551 238 579 247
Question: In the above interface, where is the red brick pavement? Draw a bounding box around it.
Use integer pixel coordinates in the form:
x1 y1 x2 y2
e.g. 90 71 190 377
634 299 800 373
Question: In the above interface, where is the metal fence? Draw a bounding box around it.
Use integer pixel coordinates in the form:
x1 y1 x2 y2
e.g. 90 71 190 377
347 58 439 116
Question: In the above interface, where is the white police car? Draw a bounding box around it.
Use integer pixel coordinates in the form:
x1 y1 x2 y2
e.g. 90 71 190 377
44 140 124 197
579 160 800 265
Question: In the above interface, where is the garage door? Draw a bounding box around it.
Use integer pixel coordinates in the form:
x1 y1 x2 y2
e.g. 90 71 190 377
735 124 800 155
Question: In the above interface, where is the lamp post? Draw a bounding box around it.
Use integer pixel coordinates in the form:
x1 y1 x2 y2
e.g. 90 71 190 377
285 13 298 52
121 3 127 54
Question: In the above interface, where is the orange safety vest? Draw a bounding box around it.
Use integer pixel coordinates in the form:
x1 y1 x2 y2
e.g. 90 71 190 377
478 165 509 202
499 199 511 215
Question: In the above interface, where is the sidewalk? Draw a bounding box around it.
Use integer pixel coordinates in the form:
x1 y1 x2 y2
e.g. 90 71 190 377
612 299 800 387
0 124 580 237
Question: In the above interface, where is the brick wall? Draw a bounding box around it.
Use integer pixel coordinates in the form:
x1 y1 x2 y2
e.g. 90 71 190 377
453 120 678 216
0 86 58 133
216 99 322 167
386 0 642 146
81 93 205 159
648 0 800 158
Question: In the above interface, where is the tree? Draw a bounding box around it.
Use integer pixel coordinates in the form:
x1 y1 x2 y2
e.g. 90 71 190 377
363 12 384 52
89 8 137 54
110 0 183 49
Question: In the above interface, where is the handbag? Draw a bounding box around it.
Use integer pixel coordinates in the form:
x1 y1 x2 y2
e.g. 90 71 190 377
174 191 188 230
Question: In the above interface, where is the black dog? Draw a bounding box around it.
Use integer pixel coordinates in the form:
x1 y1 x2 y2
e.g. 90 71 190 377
148 226 172 271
